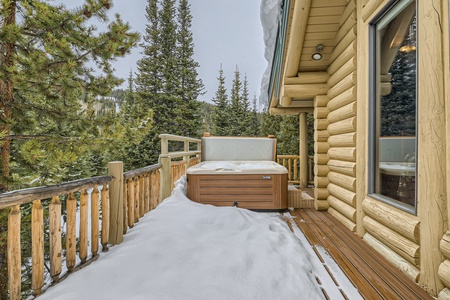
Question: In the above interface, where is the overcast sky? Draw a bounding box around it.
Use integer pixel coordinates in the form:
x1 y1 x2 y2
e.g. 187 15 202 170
91 0 268 105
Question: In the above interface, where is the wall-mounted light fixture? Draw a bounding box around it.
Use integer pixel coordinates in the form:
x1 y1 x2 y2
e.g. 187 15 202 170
311 44 324 61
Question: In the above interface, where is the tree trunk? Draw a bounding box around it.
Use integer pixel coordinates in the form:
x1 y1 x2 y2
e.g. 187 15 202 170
0 0 16 191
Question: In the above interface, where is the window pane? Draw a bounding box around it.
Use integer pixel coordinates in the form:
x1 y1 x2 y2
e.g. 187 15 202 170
374 1 416 208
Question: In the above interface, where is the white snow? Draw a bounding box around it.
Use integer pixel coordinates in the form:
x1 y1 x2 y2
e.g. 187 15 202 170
259 0 283 108
39 177 361 300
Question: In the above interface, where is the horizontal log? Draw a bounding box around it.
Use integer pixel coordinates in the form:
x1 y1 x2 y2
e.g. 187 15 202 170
327 159 356 177
315 199 329 211
362 0 384 22
328 207 356 232
314 107 330 119
441 232 450 259
314 130 330 142
269 107 314 115
335 9 356 46
328 195 356 222
159 134 201 144
314 165 330 177
285 72 329 84
328 132 356 147
314 176 329 188
363 216 420 266
314 153 329 165
314 187 329 201
328 171 356 192
314 142 330 154
328 41 357 80
327 147 356 162
0 176 113 210
329 26 357 63
314 119 329 131
280 97 293 107
328 102 357 124
327 117 356 135
314 95 329 107
362 198 420 244
327 72 356 100
363 233 419 283
328 86 356 111
123 163 162 180
339 0 356 26
438 287 450 300
439 260 450 288
327 56 357 88
328 183 356 206
282 84 329 100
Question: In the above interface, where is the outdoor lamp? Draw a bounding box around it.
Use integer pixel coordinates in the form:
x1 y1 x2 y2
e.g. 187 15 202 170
312 44 324 61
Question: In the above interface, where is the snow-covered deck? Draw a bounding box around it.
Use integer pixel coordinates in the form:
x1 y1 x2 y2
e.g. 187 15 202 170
36 176 432 300
38 177 360 300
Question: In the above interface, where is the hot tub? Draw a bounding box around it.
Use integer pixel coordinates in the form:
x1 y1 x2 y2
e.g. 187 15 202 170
186 161 288 209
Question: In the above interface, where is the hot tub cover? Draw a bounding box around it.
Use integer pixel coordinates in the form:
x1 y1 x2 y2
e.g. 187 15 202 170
186 161 288 175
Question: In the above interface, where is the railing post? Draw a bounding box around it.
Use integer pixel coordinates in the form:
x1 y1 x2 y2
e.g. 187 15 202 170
8 205 21 300
108 161 124 245
160 156 172 201
184 140 190 169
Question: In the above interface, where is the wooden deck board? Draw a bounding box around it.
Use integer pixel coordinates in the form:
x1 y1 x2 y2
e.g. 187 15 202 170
291 209 433 300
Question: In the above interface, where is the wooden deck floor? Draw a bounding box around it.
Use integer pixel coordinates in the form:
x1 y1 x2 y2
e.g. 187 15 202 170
289 208 433 300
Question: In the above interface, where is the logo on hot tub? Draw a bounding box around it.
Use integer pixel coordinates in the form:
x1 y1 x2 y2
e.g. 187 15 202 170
262 176 272 180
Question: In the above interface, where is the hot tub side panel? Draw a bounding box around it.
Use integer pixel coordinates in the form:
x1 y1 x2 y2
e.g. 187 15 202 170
186 173 288 209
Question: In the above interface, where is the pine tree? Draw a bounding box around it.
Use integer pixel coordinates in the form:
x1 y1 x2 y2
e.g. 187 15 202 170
211 66 230 136
248 93 261 136
0 0 139 190
175 0 204 138
229 66 243 135
240 75 252 135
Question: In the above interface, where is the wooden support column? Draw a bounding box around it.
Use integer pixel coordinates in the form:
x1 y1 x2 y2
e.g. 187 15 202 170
418 0 446 296
299 112 308 188
108 161 123 245
8 205 21 300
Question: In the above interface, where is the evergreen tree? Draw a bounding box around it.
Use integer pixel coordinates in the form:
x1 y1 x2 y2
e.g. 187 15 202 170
0 0 139 190
211 66 230 136
240 75 252 135
175 0 204 138
248 93 261 136
229 66 243 135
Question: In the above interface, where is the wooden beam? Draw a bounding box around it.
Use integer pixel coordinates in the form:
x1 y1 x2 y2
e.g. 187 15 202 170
284 0 312 77
299 113 308 188
280 96 293 107
269 107 313 115
284 72 329 84
282 84 329 99
290 100 314 108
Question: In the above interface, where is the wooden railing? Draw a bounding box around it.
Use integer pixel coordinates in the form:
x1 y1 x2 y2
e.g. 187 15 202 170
0 134 202 299
276 155 314 186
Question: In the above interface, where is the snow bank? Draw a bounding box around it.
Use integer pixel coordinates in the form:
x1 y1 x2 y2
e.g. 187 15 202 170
39 176 325 300
259 0 282 108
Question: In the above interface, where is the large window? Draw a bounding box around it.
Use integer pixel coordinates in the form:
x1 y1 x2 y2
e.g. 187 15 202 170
369 0 417 213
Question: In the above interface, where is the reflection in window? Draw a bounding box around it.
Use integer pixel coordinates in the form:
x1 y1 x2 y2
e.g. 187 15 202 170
371 0 416 211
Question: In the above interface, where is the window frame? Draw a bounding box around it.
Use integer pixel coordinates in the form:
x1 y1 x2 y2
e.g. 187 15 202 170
368 0 418 215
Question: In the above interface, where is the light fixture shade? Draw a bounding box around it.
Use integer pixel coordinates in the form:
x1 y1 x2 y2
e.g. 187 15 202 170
312 52 323 61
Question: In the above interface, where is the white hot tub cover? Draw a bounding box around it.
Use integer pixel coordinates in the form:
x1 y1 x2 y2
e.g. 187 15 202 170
186 161 288 175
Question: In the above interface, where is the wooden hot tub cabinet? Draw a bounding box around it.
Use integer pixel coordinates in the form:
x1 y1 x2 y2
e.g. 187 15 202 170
187 173 288 209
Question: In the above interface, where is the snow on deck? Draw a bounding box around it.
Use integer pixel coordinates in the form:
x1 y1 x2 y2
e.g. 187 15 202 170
39 177 360 300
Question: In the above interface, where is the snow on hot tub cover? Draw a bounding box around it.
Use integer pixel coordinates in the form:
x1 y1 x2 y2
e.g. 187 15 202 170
186 161 287 175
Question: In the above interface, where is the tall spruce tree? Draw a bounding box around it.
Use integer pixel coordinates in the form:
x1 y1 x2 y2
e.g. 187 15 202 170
229 66 243 135
175 0 204 138
0 0 139 190
248 93 261 136
211 66 230 136
240 75 252 135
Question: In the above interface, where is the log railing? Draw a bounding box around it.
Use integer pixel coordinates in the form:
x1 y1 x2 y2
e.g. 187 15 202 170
276 155 315 186
1 134 202 299
159 134 201 201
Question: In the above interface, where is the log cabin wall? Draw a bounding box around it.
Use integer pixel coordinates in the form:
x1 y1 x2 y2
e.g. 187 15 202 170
323 0 358 232
354 0 449 297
